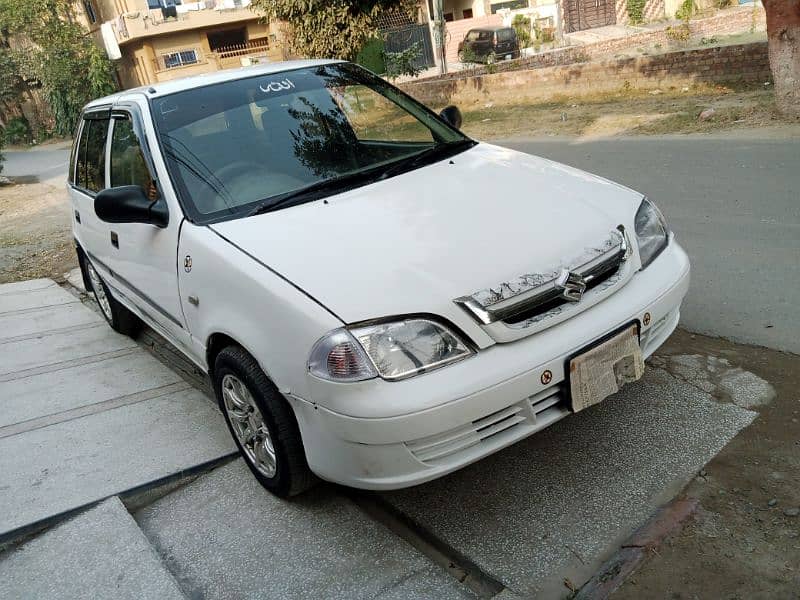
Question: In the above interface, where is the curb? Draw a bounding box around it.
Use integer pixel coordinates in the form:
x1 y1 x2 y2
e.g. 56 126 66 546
575 497 699 599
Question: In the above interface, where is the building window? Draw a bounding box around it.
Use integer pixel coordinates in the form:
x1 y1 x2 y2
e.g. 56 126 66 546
462 8 473 18
162 49 199 69
83 0 97 23
490 0 528 12
443 12 454 21
147 0 182 8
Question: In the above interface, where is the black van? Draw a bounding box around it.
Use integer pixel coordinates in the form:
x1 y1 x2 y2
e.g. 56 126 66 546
458 26 521 64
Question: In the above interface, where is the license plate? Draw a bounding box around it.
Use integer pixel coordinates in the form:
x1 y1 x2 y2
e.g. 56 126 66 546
568 324 644 413
505 54 512 60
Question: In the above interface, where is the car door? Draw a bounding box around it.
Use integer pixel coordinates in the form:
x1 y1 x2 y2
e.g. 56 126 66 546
494 29 517 58
70 108 112 276
95 102 192 354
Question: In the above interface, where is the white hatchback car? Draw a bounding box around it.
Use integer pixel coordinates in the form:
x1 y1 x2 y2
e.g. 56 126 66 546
69 60 689 497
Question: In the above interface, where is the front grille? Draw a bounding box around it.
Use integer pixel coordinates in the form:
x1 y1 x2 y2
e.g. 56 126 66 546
502 247 626 325
454 226 630 330
405 388 569 466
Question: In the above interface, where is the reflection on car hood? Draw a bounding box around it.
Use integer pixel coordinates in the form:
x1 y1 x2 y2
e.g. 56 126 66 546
209 143 643 340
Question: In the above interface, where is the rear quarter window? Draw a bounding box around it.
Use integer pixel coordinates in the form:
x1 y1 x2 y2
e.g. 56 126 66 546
496 29 516 42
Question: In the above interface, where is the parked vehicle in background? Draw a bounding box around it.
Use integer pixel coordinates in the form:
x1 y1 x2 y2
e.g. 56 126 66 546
69 59 689 499
458 26 521 64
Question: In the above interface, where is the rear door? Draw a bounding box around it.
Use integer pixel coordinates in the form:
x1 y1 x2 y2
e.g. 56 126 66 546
70 109 111 274
494 29 517 57
96 103 192 355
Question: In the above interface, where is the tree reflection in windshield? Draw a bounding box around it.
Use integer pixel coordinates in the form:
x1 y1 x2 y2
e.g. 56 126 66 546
287 96 358 179
151 63 470 223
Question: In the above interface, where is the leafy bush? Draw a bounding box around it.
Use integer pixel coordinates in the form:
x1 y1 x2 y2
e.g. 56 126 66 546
0 129 5 175
626 0 646 24
357 37 386 74
383 42 422 80
512 15 532 49
2 117 32 144
665 23 691 41
675 0 697 21
459 44 479 64
251 0 417 61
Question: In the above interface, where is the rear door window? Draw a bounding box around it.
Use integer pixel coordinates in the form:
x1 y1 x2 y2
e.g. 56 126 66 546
496 29 515 42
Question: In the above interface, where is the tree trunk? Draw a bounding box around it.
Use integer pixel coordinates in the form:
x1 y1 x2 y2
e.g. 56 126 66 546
763 0 800 118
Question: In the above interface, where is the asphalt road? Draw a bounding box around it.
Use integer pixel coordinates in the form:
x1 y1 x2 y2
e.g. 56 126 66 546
499 136 800 354
2 144 70 181
4 136 798 353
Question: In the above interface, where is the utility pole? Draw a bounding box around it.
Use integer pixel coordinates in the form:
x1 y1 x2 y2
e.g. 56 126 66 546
432 0 448 74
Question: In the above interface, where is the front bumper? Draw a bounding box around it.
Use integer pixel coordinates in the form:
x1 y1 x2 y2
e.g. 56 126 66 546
289 241 690 490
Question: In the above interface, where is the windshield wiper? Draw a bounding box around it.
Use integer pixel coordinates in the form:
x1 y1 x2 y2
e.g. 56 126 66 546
378 139 475 181
246 139 475 218
247 169 377 217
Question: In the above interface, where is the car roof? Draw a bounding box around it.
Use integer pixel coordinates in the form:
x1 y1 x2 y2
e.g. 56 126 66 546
467 25 513 32
82 59 344 110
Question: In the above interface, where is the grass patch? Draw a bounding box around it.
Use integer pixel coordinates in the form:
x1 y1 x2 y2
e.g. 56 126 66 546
457 86 786 139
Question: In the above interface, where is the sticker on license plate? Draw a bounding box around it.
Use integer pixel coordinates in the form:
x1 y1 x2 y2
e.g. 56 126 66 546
569 325 644 413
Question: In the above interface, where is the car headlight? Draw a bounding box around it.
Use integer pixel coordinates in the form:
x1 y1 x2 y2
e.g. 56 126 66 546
635 197 669 269
308 318 474 382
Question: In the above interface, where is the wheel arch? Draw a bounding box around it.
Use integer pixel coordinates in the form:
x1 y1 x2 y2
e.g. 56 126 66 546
74 239 93 293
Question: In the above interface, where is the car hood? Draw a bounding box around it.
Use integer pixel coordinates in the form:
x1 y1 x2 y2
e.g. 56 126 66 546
209 143 643 341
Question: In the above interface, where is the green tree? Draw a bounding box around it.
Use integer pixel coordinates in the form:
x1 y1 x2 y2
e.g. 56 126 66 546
0 0 116 136
250 0 417 61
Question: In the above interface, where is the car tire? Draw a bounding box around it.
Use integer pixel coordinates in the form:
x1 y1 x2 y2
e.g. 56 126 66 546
213 345 317 498
82 256 142 337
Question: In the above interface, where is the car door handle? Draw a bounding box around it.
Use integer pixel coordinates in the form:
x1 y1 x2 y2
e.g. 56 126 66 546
74 210 81 224
110 231 119 249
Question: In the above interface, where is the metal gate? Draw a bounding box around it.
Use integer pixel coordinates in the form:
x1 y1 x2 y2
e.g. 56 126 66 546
383 23 436 69
565 0 616 33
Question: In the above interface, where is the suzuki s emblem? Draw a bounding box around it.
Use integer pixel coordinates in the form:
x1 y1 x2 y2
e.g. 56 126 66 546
184 256 192 273
557 269 586 302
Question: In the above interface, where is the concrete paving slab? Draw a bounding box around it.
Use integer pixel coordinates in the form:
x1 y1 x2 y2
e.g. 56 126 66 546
0 302 101 341
136 461 475 600
0 388 236 540
0 497 184 600
0 281 77 313
380 368 757 597
0 350 183 428
0 278 57 294
0 325 138 379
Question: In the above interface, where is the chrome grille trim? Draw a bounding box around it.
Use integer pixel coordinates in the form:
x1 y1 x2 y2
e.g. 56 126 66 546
454 226 630 326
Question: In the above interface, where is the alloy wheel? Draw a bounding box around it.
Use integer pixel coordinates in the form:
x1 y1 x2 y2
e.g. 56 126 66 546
221 373 277 478
86 262 113 322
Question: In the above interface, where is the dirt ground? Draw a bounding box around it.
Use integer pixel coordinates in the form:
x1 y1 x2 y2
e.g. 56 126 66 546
614 329 800 599
0 178 74 284
460 86 800 141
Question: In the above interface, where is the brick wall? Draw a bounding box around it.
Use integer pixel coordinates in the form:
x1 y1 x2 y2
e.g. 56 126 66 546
615 0 665 26
399 41 771 107
423 5 765 83
444 14 504 64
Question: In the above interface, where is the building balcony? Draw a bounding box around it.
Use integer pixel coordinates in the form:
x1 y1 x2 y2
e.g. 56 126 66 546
114 0 259 45
150 37 274 80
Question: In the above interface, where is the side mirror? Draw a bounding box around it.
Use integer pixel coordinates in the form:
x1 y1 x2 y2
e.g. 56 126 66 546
439 105 463 130
94 185 169 228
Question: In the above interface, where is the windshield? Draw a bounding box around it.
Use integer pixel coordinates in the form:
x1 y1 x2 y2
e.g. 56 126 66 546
150 63 472 223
